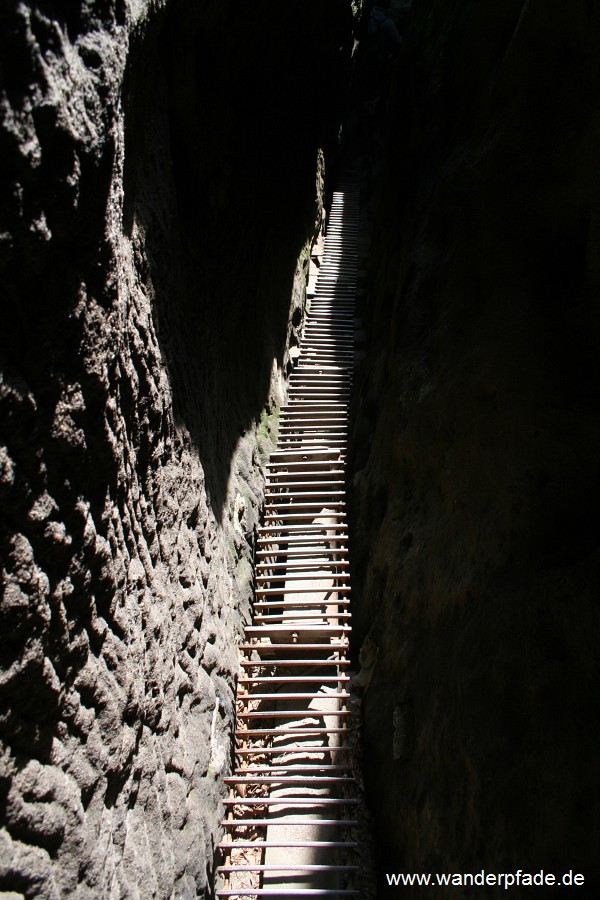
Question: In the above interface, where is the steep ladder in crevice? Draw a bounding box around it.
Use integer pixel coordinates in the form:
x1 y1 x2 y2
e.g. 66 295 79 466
217 181 361 898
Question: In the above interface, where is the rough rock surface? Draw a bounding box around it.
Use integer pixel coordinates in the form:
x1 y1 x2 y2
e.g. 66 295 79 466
0 1 354 896
350 1 600 893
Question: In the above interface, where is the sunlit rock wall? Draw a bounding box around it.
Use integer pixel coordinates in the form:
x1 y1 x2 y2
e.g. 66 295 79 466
0 0 354 896
350 1 600 893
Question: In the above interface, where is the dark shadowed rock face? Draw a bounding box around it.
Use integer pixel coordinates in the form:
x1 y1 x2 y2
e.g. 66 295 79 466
0 1 353 896
351 0 600 891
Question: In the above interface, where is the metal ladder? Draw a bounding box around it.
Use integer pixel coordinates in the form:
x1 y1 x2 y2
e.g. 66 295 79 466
217 182 361 899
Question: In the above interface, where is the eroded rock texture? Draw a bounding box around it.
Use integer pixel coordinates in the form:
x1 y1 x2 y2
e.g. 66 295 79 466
351 1 600 892
0 1 353 896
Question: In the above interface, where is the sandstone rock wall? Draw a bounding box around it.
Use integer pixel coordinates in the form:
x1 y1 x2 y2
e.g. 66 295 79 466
0 1 354 896
351 0 600 891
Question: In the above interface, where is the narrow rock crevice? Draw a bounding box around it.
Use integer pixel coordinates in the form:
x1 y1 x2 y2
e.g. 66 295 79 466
2 0 599 897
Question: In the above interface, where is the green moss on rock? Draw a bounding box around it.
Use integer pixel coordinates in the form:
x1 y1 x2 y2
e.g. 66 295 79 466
257 405 280 468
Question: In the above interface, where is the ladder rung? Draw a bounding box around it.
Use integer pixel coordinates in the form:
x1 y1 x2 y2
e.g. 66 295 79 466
254 603 350 613
256 566 350 589
307 307 354 312
253 604 350 611
297 340 353 347
256 571 349 582
278 420 347 425
235 726 347 736
267 454 345 463
253 615 351 624
233 765 352 774
237 710 350 719
222 819 357 827
224 775 353 784
277 440 347 446
238 643 348 653
290 370 351 376
281 402 348 409
234 747 350 755
299 344 353 351
256 545 347 553
264 475 345 483
217 865 358 873
264 502 345 511
267 461 344 469
254 591 350 599
215 884 360 900
257 527 348 535
216 891 358 898
290 372 352 380
239 658 350 666
255 561 349 571
257 554 348 563
277 431 347 437
240 656 351 669
280 410 348 416
255 571 349 580
286 390 351 396
291 362 350 368
277 434 347 440
217 840 357 848
277 424 346 431
276 431 347 438
239 675 350 683
237 692 350 701
244 633 349 647
256 543 347 550
255 586 351 594
270 447 344 457
256 533 347 541
223 797 357 806
267 474 346 484
265 481 345 488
